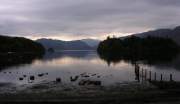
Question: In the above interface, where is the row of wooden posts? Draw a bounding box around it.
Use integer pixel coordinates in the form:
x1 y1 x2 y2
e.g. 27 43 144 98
139 68 173 82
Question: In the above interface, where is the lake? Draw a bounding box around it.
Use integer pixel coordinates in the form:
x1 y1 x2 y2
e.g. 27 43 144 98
0 51 180 87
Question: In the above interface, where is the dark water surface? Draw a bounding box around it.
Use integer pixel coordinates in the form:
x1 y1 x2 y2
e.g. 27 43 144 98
0 51 180 86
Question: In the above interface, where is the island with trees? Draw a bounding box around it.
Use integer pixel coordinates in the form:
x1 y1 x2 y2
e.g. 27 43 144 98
97 36 180 64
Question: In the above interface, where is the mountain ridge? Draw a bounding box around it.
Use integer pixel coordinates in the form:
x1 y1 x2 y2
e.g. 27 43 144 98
36 38 100 51
133 26 180 44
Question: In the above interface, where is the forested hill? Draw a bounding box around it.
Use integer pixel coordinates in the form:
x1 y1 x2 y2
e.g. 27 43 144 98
97 36 180 61
0 35 45 54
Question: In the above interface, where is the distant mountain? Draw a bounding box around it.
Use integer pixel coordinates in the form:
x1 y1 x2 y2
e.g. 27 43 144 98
133 26 180 45
81 39 100 48
36 38 99 51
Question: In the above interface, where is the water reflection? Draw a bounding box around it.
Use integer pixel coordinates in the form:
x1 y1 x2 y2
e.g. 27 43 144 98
98 51 180 70
0 53 43 70
0 51 180 86
43 50 95 61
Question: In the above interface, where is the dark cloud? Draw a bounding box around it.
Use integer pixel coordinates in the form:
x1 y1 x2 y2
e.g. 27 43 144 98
0 0 180 40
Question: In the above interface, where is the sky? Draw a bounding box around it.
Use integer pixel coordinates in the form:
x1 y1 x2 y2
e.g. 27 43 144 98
0 0 180 40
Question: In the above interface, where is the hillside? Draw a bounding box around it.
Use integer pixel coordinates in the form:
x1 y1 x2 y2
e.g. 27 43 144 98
0 35 45 54
134 26 180 45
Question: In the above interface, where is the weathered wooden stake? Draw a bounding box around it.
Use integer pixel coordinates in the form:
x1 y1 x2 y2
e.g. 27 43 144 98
142 68 144 81
145 69 147 80
170 74 173 82
154 72 156 81
149 71 151 81
160 74 163 81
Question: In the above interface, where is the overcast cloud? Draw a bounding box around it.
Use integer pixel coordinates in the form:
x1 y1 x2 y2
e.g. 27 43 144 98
0 0 180 40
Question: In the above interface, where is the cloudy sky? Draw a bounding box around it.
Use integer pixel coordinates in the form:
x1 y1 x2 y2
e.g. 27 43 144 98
0 0 180 40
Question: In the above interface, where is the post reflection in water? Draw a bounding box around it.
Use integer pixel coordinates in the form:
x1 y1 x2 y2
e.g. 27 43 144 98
135 63 140 82
0 51 180 86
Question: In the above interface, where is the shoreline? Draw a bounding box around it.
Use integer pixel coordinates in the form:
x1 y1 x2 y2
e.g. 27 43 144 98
0 81 180 103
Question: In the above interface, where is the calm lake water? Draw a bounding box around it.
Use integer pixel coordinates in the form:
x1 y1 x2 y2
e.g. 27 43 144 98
1 51 180 86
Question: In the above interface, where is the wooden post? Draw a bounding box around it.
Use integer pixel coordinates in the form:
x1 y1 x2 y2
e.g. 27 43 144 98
154 72 156 81
160 74 163 81
170 74 173 82
142 69 143 76
145 69 147 80
142 68 144 81
149 71 151 81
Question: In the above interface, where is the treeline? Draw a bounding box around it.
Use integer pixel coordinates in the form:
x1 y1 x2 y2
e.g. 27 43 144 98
97 36 180 62
0 35 45 54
